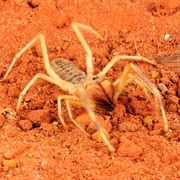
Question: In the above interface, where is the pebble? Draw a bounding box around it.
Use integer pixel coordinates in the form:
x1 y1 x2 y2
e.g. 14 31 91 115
7 86 20 98
117 136 143 157
164 34 170 40
158 83 168 92
118 121 139 132
27 109 51 126
96 151 103 157
27 0 40 8
2 159 17 168
167 87 177 96
18 119 33 131
3 149 15 159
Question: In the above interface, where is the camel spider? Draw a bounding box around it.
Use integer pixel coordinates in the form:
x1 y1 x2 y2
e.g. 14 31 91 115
0 22 169 152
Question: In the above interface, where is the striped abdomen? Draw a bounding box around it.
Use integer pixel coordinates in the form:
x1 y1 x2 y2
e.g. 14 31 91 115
50 58 86 84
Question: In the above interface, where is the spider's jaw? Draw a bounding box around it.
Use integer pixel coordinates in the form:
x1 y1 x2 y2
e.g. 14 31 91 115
85 81 115 112
99 80 114 103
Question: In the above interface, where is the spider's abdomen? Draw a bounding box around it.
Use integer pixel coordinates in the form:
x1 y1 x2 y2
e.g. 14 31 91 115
50 58 87 84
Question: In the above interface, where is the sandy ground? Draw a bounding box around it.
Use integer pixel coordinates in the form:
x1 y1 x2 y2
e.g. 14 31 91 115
0 0 180 179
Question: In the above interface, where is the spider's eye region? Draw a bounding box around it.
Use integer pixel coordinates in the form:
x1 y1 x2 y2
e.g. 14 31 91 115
92 76 98 80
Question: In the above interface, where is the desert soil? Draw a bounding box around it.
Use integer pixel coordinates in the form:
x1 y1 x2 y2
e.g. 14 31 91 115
0 0 180 179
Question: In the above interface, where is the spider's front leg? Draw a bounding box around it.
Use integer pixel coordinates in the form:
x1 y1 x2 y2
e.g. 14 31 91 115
78 87 115 152
113 63 169 132
99 55 169 133
129 63 169 132
0 34 52 82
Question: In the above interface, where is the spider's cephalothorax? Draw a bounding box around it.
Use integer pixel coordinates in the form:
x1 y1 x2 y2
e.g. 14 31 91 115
0 22 169 152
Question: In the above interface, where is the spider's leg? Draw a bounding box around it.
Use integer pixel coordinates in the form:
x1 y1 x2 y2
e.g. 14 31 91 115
100 55 156 76
130 63 168 132
0 34 51 81
113 64 150 100
57 95 90 136
16 73 71 112
78 86 115 152
71 22 106 77
112 63 169 132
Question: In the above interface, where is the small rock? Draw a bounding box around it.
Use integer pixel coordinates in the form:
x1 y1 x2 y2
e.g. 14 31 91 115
2 160 17 168
3 150 15 159
164 34 170 40
75 113 95 125
169 95 179 105
167 87 177 96
158 83 168 92
27 153 34 158
167 103 178 112
117 136 143 157
56 0 68 10
75 113 112 135
7 86 20 98
40 123 54 136
27 110 51 126
18 119 33 131
96 151 103 157
143 116 153 127
150 123 164 135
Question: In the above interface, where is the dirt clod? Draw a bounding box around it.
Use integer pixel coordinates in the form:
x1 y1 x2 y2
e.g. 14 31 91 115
3 150 15 160
18 119 33 131
2 160 17 169
117 136 143 157
26 110 51 126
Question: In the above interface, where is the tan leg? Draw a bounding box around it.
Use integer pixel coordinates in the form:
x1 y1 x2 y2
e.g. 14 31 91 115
0 34 53 81
16 73 70 112
78 86 115 152
100 55 157 76
130 63 168 132
113 64 134 100
113 64 150 100
112 63 169 133
71 22 106 77
57 95 90 136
